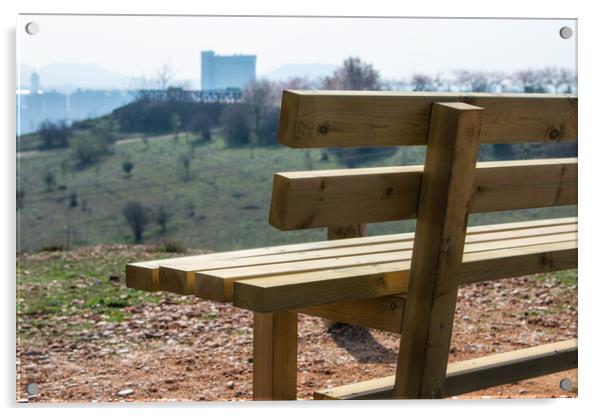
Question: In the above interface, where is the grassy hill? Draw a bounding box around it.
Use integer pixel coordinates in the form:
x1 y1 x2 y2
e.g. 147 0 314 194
17 128 576 253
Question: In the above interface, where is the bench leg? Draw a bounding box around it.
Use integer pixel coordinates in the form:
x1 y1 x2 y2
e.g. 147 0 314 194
253 311 298 400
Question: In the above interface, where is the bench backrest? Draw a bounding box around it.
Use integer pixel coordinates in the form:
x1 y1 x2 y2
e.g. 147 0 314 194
271 90 577 399
271 91 577 231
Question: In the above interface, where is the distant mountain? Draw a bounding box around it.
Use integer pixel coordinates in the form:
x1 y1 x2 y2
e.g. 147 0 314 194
18 63 130 92
260 63 337 82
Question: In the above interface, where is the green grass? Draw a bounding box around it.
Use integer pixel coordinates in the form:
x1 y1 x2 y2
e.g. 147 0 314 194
17 249 168 320
17 131 577 253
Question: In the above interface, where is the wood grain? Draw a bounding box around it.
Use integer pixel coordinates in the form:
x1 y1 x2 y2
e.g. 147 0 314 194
253 311 298 400
232 240 577 312
278 90 577 147
314 339 577 399
298 296 405 333
269 158 577 230
205 231 576 302
125 217 575 292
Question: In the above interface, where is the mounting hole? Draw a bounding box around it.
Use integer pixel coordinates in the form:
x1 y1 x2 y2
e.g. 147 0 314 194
25 22 39 35
25 383 39 396
559 26 573 40
559 378 573 392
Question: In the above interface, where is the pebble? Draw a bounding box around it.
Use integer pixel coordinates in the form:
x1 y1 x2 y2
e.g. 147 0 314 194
226 381 235 389
117 388 134 397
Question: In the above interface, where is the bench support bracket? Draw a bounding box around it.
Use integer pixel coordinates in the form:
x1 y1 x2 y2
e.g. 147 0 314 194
394 102 483 399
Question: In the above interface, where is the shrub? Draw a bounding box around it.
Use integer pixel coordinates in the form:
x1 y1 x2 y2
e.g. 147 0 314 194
155 204 170 234
70 131 113 167
43 170 56 192
158 239 186 253
220 105 251 147
68 192 78 208
122 201 149 243
178 154 192 181
40 243 64 252
122 158 134 177
256 107 280 147
38 120 71 149
188 113 212 143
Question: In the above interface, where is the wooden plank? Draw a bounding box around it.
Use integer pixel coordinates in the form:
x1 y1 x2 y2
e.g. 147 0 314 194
394 101 483 399
298 296 405 333
127 217 575 294
253 311 298 400
232 232 576 313
269 158 577 230
125 263 161 292
160 220 574 295
314 339 578 400
278 90 577 148
203 231 576 301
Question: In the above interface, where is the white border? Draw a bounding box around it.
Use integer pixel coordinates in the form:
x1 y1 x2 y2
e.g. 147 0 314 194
2 1 600 415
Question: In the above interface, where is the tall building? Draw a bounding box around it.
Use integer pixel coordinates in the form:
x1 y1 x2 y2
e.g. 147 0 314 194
201 50 256 91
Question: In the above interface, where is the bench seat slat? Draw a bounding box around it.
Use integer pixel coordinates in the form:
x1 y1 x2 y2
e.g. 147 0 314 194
201 231 576 302
125 217 575 292
313 339 577 399
232 240 577 312
163 220 576 296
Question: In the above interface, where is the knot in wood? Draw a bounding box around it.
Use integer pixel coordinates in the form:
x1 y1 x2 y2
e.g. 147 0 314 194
317 123 330 136
547 128 561 141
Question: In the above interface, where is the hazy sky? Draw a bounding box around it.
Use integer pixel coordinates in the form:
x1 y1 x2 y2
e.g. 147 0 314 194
17 14 577 82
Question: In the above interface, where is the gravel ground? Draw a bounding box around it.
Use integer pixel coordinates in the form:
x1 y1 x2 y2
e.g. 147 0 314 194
17 247 577 403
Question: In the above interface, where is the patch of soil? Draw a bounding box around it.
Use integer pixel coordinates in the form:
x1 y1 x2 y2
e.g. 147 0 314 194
17 248 577 402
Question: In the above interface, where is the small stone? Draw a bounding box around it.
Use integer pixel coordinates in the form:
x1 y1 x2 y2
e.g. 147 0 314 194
117 388 134 397
226 381 235 389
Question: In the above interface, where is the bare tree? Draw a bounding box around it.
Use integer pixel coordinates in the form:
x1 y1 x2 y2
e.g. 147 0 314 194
122 201 149 243
410 73 434 91
454 70 501 92
278 76 315 90
322 57 381 90
43 170 56 192
542 67 577 93
155 204 171 234
513 69 545 93
178 154 192 181
242 79 279 134
129 61 187 101
155 62 177 92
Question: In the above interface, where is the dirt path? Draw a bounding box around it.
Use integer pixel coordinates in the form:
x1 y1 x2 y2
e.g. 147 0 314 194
17 133 176 159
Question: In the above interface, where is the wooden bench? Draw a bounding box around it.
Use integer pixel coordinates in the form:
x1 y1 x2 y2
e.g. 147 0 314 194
125 91 577 400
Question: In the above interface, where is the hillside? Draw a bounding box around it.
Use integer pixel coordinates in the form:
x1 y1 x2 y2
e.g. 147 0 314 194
17 127 576 253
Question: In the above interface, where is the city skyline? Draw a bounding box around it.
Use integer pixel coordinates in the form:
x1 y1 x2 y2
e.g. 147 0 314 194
18 15 576 88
